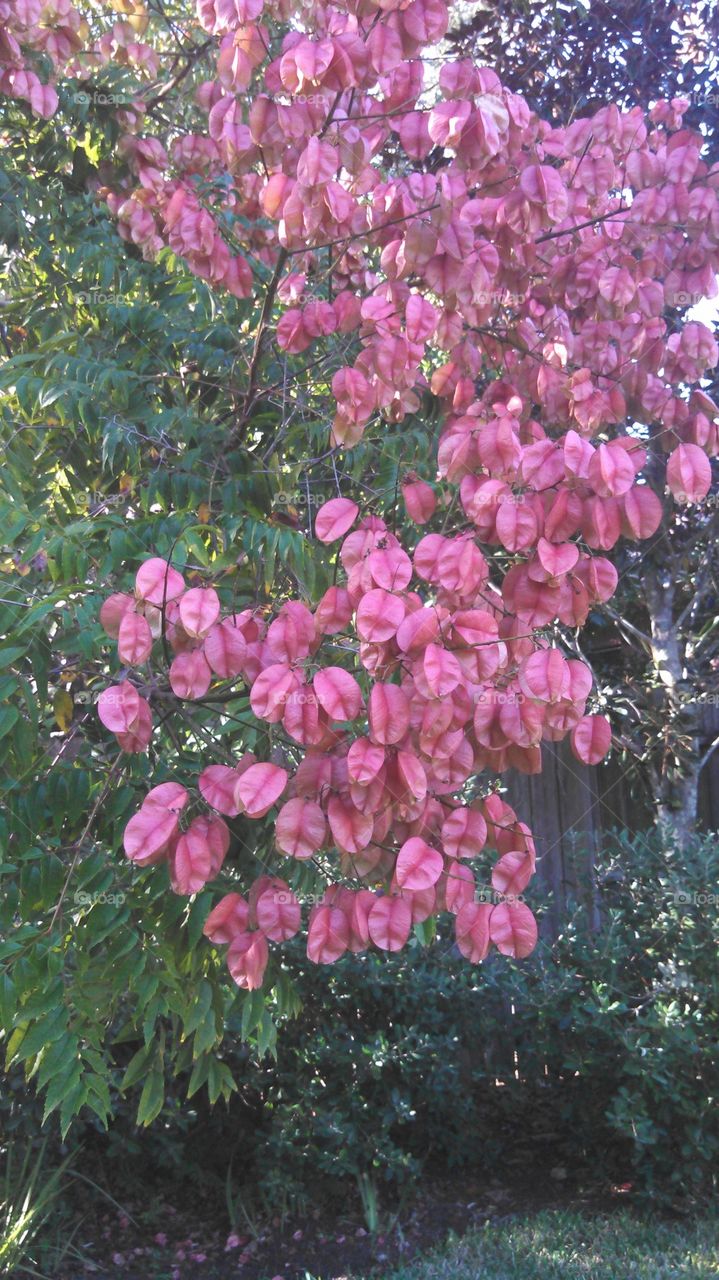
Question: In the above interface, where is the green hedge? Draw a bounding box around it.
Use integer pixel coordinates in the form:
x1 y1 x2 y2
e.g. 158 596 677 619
4 827 718 1213
242 826 719 1209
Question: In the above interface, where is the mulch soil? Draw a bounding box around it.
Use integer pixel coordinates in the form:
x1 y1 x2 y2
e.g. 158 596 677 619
50 1166 632 1280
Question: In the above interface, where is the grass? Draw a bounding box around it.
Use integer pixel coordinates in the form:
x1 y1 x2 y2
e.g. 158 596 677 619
0 1139 75 1278
355 1208 719 1280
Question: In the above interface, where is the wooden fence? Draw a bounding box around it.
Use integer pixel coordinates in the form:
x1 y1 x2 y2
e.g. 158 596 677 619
502 704 719 936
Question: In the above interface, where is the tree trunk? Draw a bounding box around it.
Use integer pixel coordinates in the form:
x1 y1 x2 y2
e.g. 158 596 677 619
643 560 701 845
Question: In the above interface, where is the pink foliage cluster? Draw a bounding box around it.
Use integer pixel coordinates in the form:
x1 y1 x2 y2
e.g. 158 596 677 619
13 0 714 986
93 0 719 496
0 0 83 116
98 483 620 987
1 0 159 121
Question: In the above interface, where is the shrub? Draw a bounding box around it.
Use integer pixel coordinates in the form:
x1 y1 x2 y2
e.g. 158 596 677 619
10 826 715 1215
240 826 719 1208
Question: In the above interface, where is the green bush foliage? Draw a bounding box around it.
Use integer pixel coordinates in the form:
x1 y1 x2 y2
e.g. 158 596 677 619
245 826 719 1208
10 826 711 1214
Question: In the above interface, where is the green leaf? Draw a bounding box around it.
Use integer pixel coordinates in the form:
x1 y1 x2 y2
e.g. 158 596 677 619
120 1042 155 1090
241 988 265 1041
137 1067 165 1127
42 1058 83 1124
13 1006 68 1063
0 706 20 740
0 645 28 667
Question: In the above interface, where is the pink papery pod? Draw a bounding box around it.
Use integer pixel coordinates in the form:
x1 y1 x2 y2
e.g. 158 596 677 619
423 644 462 697
489 901 538 958
455 901 492 962
204 892 250 943
171 814 229 894
327 794 373 853
347 737 385 785
275 797 326 859
178 587 221 639
169 650 212 699
395 837 443 891
402 478 437 525
396 750 427 803
345 889 375 951
535 539 579 579
135 558 186 606
356 589 406 642
399 883 436 925
518 649 571 704
666 443 712 503
314 497 360 543
235 762 288 818
250 663 301 723
116 699 153 753
203 618 248 678
267 601 316 662
282 684 324 746
97 681 141 735
571 713 612 764
621 486 663 540
405 294 438 342
440 806 487 859
315 586 354 634
495 501 538 553
199 760 254 817
442 859 476 914
396 607 441 654
367 894 412 952
491 849 534 897
123 783 188 867
332 368 375 426
118 611 153 665
576 557 619 604
313 667 363 721
587 441 636 498
100 593 135 639
307 903 350 962
367 546 413 592
227 931 269 989
255 886 301 942
427 99 471 148
368 683 411 745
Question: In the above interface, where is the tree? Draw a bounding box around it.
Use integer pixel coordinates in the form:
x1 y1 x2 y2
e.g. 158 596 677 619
447 0 719 158
446 0 719 836
1 0 718 1126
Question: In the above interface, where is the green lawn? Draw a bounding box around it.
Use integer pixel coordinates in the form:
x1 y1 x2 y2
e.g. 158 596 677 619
369 1209 719 1280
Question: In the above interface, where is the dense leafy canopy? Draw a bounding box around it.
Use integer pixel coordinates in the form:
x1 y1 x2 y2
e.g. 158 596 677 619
1 0 717 1129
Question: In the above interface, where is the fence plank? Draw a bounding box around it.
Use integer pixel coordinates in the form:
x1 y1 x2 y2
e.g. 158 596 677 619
502 710 719 936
